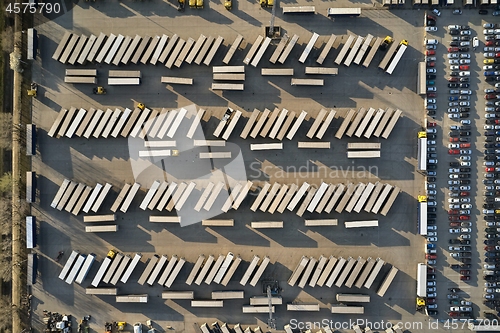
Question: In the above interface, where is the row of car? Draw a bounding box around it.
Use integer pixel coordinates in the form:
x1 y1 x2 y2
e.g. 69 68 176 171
481 26 500 313
443 23 475 319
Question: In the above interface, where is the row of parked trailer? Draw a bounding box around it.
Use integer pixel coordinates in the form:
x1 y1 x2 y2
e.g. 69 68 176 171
52 30 400 71
288 255 398 297
48 177 399 220
347 142 381 159
46 104 402 145
59 250 270 291
64 69 142 85
48 178 252 217
47 105 193 140
250 181 400 217
201 321 399 333
335 107 403 140
52 32 226 68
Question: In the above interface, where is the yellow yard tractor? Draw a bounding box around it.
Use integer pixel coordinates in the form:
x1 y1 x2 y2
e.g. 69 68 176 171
93 86 106 95
224 0 232 9
117 322 127 331
27 82 37 97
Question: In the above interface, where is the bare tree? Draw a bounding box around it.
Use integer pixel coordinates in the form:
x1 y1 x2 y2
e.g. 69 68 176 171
0 295 12 331
0 113 12 150
0 230 12 282
0 172 12 197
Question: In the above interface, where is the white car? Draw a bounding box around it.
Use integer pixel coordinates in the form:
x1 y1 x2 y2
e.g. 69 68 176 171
461 120 471 124
461 161 471 166
484 29 495 35
460 30 471 36
449 59 459 64
460 185 470 190
485 65 494 70
448 198 460 203
450 306 460 312
473 36 479 48
432 9 441 16
426 26 438 32
459 71 470 76
460 59 470 64
460 53 470 59
449 228 460 233
449 145 459 150
460 149 472 154
428 237 438 242
461 228 472 233
134 323 142 333
450 65 459 70
461 204 472 209
460 156 471 161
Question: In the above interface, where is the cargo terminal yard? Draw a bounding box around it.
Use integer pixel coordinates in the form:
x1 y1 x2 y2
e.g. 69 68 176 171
11 0 500 332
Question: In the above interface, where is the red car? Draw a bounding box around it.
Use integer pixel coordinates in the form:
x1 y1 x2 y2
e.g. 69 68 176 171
449 312 459 318
448 209 459 215
448 47 459 53
460 143 471 148
486 41 495 46
428 122 437 127
448 77 459 82
426 254 437 260
459 192 469 196
427 14 437 20
460 275 470 281
449 149 460 155
486 167 495 172
496 53 500 57
459 65 469 70
427 92 437 97
427 62 435 67
449 216 459 221
495 120 500 124
428 267 435 273
427 298 437 304
486 93 497 100
450 137 459 142
460 215 470 220
486 246 496 251
450 222 460 227
426 50 436 56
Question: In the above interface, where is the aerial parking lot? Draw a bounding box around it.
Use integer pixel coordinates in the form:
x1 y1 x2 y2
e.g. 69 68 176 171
13 0 500 332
